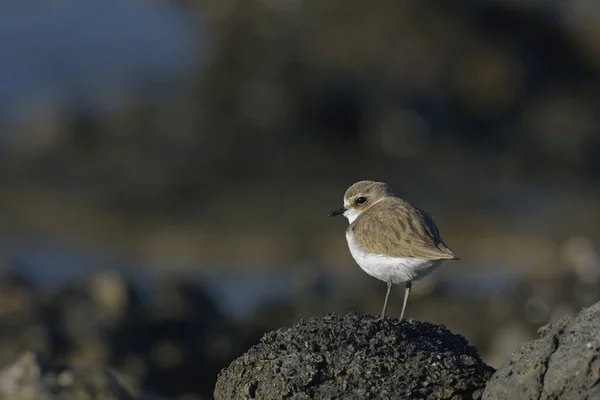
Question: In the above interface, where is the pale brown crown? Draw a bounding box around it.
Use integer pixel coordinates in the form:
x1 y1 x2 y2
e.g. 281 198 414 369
347 195 459 261
343 181 394 211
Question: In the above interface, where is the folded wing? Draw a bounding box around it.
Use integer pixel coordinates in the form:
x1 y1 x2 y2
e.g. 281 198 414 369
349 198 459 260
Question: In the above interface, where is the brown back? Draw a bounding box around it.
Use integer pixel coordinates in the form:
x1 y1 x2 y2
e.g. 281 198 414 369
348 197 458 260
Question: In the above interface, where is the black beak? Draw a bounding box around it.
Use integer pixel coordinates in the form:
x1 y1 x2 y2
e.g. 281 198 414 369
328 206 346 217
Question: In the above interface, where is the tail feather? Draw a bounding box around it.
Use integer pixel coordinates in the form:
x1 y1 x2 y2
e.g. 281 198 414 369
439 242 459 260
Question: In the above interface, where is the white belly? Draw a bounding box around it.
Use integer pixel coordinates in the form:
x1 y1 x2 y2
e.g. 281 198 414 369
346 231 443 284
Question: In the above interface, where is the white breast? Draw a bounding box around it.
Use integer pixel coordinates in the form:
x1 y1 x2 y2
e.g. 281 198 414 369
346 231 443 284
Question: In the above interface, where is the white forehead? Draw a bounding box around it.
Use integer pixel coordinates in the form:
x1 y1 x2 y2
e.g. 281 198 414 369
343 196 351 208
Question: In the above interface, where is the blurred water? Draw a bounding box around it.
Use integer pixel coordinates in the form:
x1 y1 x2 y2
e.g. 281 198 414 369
0 236 290 318
0 0 201 124
1 235 525 320
438 263 521 298
1 236 124 289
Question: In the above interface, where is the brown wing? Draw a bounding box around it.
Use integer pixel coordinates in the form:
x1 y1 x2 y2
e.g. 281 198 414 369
349 198 458 260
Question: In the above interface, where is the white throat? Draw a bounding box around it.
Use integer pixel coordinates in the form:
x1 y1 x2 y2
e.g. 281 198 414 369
343 208 361 224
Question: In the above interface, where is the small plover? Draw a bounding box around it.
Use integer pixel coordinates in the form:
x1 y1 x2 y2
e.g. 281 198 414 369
329 180 459 320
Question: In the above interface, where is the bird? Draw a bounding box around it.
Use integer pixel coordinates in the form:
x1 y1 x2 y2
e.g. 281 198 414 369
329 180 459 320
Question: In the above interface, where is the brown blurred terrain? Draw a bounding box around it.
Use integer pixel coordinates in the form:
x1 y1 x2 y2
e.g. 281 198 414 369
2 0 600 398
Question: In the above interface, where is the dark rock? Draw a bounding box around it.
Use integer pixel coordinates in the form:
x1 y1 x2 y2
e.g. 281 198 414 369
0 271 239 399
214 313 494 400
109 278 235 398
483 301 600 400
0 352 146 400
45 271 143 364
0 270 56 366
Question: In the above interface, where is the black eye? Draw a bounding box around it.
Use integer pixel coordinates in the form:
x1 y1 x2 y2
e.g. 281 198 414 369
356 197 367 205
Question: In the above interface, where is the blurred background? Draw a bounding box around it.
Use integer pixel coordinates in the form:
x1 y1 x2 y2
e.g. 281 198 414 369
1 0 600 398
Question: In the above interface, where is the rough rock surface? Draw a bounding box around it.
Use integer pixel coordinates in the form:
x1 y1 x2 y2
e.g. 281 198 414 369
0 352 147 400
215 313 494 400
483 301 600 400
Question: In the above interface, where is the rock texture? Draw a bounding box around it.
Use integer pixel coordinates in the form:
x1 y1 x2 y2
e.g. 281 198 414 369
215 313 494 400
483 301 600 400
0 352 145 400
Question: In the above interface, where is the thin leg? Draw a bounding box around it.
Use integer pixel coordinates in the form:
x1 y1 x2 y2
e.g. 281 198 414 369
379 279 392 319
399 281 412 321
